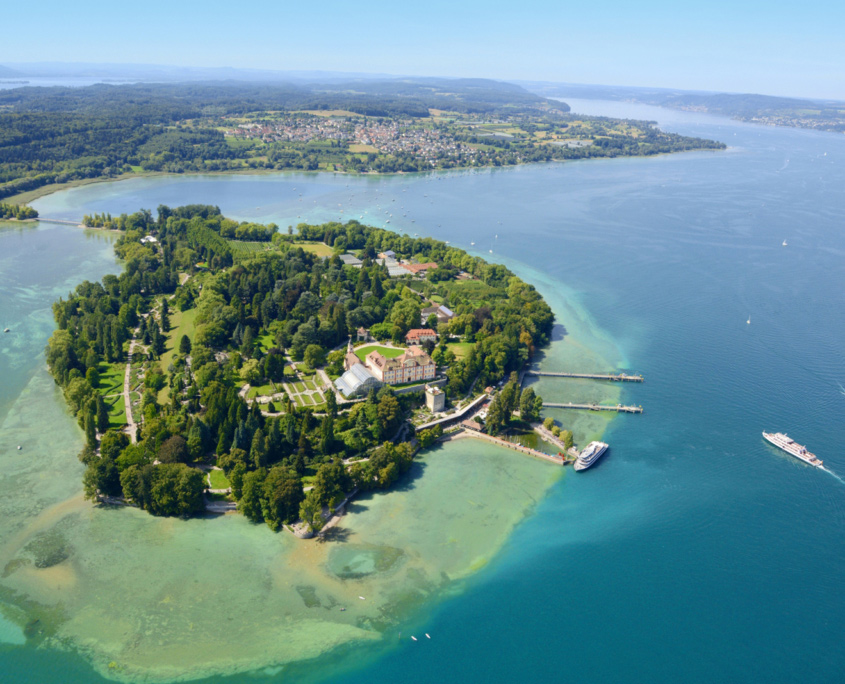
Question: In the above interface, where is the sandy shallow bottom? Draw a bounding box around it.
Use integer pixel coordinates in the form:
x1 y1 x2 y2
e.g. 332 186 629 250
0 373 561 682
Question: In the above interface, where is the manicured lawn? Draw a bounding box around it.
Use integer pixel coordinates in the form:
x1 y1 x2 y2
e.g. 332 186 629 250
105 395 127 429
447 342 475 360
355 345 405 363
304 380 317 391
247 382 279 399
302 394 315 406
294 382 307 393
292 241 334 257
96 362 125 397
294 395 306 407
209 469 231 490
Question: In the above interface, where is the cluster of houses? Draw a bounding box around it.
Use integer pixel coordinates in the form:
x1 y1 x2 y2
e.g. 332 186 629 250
222 115 479 164
338 250 439 278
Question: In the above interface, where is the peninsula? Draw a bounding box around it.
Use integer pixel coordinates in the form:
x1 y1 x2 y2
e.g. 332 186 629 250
0 79 725 203
46 206 558 533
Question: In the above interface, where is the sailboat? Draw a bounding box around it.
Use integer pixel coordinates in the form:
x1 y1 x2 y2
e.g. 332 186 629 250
747 315 751 325
782 239 788 246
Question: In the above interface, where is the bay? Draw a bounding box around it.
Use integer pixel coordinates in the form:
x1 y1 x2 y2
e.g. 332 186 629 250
2 99 844 683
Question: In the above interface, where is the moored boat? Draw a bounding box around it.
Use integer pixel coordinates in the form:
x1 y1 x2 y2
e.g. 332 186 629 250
574 441 609 471
762 432 823 467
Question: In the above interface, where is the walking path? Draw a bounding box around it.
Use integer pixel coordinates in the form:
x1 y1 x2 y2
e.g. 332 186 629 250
123 327 140 443
447 429 564 465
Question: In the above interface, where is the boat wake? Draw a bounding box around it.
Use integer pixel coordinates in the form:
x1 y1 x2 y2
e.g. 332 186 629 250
821 467 845 485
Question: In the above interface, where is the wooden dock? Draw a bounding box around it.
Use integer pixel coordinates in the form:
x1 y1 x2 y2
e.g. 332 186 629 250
544 402 643 414
524 371 644 382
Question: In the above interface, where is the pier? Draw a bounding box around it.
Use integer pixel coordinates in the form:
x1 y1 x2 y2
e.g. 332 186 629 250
524 371 644 382
544 402 643 413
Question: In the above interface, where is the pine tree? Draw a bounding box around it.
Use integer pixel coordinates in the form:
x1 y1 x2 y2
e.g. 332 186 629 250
96 395 110 433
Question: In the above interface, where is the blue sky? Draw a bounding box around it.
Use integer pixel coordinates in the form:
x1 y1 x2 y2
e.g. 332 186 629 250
3 0 844 100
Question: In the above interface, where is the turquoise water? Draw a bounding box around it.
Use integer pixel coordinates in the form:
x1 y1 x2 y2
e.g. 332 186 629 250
3 99 845 682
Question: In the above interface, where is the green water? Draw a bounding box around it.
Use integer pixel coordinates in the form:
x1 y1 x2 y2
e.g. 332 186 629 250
0 286 562 681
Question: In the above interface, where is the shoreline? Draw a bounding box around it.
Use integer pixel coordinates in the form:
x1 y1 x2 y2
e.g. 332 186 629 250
6 143 725 205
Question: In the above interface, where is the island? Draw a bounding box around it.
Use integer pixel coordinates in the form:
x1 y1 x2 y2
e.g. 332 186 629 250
0 79 725 202
46 205 563 534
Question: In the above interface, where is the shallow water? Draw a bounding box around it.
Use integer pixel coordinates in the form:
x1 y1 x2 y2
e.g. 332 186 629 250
3 98 845 683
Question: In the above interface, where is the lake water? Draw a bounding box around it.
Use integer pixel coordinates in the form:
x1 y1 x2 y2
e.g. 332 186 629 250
2 99 845 683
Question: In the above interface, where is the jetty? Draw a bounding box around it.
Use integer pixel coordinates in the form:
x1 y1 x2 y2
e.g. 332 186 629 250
35 217 84 226
544 402 643 413
524 371 644 382
448 429 565 465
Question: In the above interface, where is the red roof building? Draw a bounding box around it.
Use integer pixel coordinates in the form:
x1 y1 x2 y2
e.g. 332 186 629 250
405 328 438 344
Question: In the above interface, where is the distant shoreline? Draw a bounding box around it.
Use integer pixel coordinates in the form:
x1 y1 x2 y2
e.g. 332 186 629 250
7 145 726 205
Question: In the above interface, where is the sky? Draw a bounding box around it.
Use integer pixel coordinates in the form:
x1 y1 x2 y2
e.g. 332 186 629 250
3 0 845 100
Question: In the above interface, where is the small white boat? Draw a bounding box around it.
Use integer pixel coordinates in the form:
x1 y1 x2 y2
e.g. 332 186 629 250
425 633 431 639
3 328 9 333
489 249 493 254
782 240 787 246
411 636 417 641
747 315 751 325
470 241 475 246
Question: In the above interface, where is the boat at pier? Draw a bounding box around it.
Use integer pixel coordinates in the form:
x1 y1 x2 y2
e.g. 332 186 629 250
762 432 823 467
574 441 609 471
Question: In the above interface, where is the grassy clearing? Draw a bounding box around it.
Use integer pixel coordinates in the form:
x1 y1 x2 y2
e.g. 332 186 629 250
158 308 198 403
304 380 317 391
160 308 198 372
302 394 315 406
354 345 405 363
258 332 275 353
292 241 334 257
349 143 378 153
209 469 231 490
447 342 475 360
96 362 125 397
294 395 305 407
293 382 307 393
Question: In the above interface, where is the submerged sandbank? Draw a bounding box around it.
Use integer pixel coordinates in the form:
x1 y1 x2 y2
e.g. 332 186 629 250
0 375 561 682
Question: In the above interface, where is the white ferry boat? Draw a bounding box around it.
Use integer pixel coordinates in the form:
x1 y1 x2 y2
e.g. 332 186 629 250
762 432 823 468
574 441 609 471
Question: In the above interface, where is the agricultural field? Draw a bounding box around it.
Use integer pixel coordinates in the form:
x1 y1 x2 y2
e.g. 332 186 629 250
228 240 279 262
292 241 335 257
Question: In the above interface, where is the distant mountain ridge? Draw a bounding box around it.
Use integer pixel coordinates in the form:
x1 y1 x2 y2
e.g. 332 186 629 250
519 80 845 132
0 64 25 78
